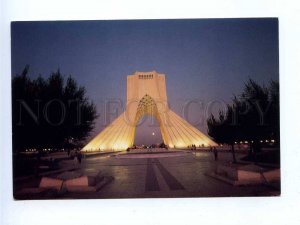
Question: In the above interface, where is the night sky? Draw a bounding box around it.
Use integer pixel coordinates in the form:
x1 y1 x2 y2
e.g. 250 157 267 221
11 18 279 145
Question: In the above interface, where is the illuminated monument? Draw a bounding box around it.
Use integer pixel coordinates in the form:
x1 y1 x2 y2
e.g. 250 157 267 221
83 71 217 151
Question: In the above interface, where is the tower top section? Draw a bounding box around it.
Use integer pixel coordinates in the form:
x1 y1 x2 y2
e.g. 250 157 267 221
126 71 167 102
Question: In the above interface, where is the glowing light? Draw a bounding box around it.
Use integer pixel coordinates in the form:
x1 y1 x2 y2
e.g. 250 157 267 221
82 71 217 152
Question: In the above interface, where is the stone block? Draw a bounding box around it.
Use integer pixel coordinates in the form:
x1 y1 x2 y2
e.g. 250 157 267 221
237 170 263 184
65 176 89 187
39 177 63 191
263 169 280 182
214 163 273 185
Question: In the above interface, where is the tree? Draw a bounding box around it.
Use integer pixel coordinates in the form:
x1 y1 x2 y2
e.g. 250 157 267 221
207 79 279 163
12 66 98 153
237 79 279 154
207 106 238 163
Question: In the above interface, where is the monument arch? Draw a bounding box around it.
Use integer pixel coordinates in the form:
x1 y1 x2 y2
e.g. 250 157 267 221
82 71 217 151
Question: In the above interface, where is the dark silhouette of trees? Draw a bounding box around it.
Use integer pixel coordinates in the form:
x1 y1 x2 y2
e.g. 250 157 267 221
207 79 279 163
207 106 239 163
12 66 98 153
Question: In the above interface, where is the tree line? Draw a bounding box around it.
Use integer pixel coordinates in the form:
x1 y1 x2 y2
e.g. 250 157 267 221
207 79 279 163
12 66 98 153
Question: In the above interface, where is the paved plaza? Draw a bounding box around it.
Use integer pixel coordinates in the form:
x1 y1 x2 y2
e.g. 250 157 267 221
14 149 280 199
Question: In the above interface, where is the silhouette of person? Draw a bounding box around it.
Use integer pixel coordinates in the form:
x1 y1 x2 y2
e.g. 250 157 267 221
213 147 218 161
77 151 82 164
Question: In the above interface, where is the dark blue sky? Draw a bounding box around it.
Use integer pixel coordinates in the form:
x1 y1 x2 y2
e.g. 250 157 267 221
11 18 279 145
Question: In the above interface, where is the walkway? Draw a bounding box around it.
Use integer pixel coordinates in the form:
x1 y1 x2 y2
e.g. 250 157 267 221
56 150 279 199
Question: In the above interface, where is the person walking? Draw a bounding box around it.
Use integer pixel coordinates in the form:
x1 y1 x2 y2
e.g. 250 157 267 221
77 151 82 164
73 150 79 165
213 147 218 161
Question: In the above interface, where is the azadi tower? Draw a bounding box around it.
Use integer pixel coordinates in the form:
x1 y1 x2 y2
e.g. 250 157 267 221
82 71 216 151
